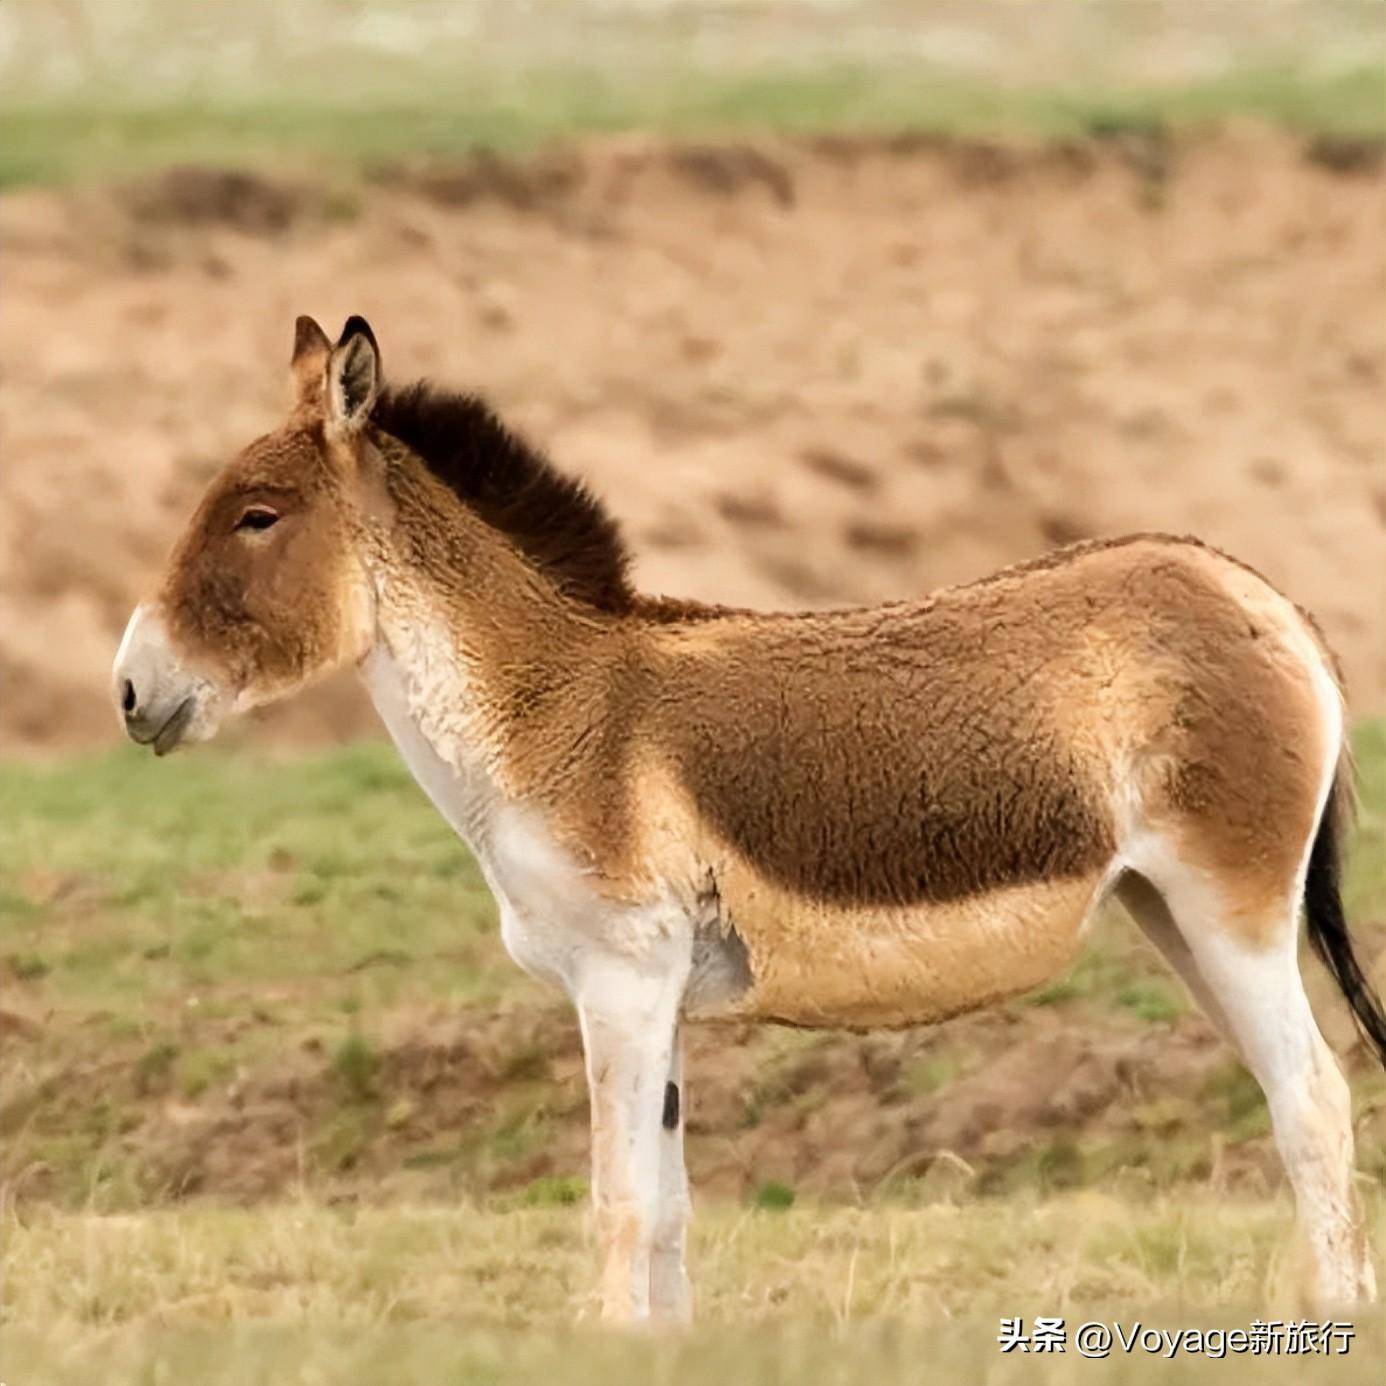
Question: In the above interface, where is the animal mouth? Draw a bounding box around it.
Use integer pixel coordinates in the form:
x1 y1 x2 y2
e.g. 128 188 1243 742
151 697 195 756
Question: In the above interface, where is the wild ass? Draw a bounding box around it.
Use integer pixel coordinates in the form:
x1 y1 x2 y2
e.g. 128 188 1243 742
115 316 1386 1321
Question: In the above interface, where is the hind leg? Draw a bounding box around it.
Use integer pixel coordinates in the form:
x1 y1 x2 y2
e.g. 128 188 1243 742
1138 863 1376 1306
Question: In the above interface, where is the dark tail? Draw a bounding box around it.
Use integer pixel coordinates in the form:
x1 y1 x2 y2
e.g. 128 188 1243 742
1304 769 1386 1068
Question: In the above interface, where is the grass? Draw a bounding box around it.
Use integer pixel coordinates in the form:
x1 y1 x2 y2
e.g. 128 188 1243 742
2 61 1382 187
0 740 553 1204
0 739 510 1021
1348 717 1386 923
1 722 1384 1206
3 1194 1384 1383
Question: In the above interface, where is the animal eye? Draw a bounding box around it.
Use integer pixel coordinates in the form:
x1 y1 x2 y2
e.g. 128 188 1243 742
235 507 280 533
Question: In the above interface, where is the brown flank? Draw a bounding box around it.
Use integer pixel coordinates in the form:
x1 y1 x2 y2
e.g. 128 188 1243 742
361 380 1324 910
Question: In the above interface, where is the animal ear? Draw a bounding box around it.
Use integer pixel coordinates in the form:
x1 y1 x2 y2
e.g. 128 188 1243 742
326 316 381 434
289 314 332 410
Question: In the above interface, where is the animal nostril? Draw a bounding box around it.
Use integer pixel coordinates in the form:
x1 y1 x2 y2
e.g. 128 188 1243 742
122 679 137 715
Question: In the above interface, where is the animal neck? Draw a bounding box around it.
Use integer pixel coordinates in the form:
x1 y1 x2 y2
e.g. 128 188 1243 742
353 454 618 843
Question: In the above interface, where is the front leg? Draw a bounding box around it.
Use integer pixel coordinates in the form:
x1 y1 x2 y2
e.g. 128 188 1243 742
575 949 688 1325
651 1027 692 1322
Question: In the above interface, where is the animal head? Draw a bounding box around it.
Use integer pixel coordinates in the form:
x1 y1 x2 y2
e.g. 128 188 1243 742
113 316 382 753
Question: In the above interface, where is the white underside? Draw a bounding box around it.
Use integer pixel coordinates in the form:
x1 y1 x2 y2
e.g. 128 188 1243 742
359 641 693 1001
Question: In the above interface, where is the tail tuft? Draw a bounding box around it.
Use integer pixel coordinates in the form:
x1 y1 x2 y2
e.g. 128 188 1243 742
1304 770 1386 1069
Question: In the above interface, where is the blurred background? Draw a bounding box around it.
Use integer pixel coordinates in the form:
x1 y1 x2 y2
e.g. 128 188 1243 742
3 0 1383 749
2 3 1385 1380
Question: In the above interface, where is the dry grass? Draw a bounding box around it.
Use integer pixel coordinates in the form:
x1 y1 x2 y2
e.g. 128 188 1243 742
4 1192 1385 1383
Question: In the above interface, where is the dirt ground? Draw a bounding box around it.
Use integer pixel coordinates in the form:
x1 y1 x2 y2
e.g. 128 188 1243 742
17 960 1375 1211
2 126 1384 753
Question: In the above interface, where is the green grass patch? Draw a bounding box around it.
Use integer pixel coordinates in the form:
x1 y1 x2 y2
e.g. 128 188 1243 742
753 1181 797 1211
518 1175 587 1209
2 62 1382 187
332 1031 382 1104
903 1052 962 1097
1114 980 1186 1024
0 740 514 1023
1347 716 1386 923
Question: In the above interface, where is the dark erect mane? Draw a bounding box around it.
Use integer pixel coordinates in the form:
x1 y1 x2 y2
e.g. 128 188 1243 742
371 381 635 612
